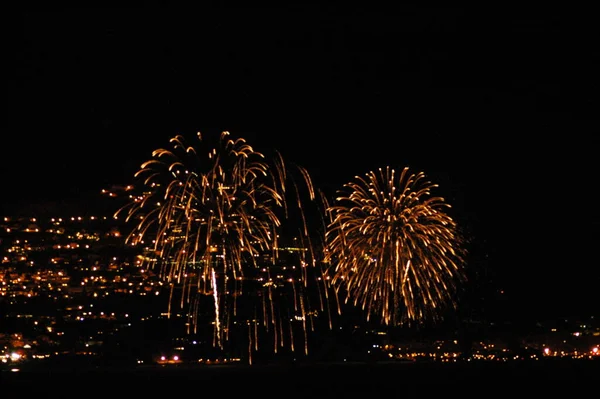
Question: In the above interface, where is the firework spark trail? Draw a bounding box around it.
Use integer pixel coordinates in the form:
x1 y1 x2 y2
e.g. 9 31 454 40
325 166 466 326
211 268 221 348
115 131 338 362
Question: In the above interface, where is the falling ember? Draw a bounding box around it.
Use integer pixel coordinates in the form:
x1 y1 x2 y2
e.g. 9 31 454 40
324 166 467 327
115 131 337 363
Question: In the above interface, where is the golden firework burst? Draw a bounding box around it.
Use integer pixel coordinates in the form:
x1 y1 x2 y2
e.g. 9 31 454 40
325 166 467 327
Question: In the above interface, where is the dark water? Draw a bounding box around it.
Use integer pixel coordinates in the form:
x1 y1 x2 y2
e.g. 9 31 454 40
2 360 597 396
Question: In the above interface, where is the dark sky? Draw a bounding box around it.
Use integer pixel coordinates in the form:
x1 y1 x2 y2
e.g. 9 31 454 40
4 6 599 320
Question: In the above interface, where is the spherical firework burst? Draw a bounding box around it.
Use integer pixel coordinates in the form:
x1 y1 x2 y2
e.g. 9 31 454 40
324 166 466 327
115 131 336 363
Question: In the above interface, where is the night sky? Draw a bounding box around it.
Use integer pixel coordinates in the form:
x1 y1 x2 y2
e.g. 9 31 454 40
4 6 599 321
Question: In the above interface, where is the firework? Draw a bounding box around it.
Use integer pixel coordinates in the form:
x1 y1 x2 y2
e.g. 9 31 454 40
115 131 335 363
324 166 466 327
